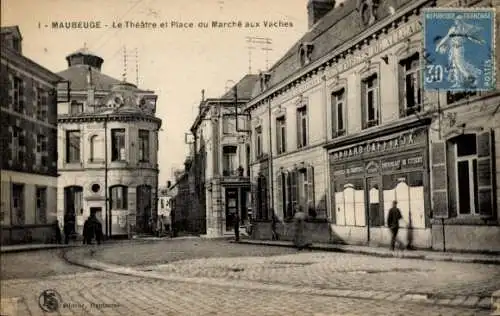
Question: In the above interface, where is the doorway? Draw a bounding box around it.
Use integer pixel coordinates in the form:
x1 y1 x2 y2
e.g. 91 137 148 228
366 177 381 242
225 188 238 231
89 207 103 223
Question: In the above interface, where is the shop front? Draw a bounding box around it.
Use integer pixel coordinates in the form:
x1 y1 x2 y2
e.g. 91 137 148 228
328 127 432 248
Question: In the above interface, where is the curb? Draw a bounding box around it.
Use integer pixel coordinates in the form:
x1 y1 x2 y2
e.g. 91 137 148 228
236 240 500 265
0 244 78 254
62 249 493 311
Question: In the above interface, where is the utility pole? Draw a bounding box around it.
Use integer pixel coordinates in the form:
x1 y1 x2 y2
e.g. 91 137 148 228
246 37 273 71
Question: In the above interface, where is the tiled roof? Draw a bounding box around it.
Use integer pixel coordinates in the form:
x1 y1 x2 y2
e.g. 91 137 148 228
250 0 415 98
221 74 260 99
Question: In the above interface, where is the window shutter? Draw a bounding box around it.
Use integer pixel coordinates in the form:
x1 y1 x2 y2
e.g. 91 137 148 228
284 171 291 218
307 165 315 217
331 93 337 137
262 176 269 220
360 81 367 129
276 171 283 216
398 62 405 117
296 113 301 148
275 120 280 154
431 141 449 218
476 130 494 217
251 179 257 219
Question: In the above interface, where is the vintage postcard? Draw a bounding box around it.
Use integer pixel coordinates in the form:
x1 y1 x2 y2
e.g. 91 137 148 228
1 0 499 315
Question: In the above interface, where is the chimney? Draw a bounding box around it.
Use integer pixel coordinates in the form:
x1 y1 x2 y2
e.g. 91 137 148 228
307 0 335 28
86 66 95 111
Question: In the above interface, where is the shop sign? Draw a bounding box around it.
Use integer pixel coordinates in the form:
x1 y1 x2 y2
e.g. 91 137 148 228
381 156 424 172
330 128 426 162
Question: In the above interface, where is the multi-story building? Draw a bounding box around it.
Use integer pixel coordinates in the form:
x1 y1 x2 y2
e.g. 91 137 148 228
0 26 64 244
158 185 172 228
191 75 259 237
56 47 162 238
246 0 499 252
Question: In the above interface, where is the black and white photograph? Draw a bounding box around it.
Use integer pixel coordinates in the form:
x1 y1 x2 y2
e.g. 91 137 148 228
1 0 499 315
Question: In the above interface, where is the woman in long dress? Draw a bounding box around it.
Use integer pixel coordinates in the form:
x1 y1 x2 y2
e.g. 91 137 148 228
293 205 308 250
435 15 485 88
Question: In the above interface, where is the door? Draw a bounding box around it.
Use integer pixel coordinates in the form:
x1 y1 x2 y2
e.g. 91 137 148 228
225 188 238 231
136 185 152 233
366 177 381 242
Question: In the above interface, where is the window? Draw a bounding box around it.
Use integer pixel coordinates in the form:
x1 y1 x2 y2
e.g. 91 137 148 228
12 38 20 52
89 135 104 162
36 134 48 167
111 129 126 161
13 77 24 113
161 199 165 209
12 183 24 225
36 187 47 224
70 100 83 115
446 91 479 105
223 115 236 134
278 166 316 220
255 126 262 158
331 89 346 137
66 130 81 163
110 185 128 210
276 116 286 154
35 88 49 121
256 175 269 220
454 134 479 215
399 53 421 116
138 130 150 162
11 126 25 163
222 146 237 176
362 74 379 129
296 107 308 148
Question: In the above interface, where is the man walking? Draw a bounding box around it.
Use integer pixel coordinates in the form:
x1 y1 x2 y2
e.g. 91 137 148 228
387 200 403 251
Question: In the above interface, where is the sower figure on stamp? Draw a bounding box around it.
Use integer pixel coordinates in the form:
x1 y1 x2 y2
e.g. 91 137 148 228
387 200 405 251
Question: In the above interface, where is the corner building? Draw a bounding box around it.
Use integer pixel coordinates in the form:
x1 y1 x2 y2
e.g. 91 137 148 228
56 48 162 238
246 0 500 251
0 26 63 244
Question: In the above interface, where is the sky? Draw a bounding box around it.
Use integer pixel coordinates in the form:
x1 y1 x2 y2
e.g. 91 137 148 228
1 0 309 186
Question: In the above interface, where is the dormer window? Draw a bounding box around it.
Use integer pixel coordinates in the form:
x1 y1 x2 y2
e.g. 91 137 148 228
299 42 314 66
260 72 271 91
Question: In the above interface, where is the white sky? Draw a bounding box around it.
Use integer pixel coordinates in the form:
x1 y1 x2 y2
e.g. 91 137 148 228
1 0 309 186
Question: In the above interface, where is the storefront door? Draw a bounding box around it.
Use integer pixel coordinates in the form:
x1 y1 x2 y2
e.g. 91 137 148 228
225 189 238 231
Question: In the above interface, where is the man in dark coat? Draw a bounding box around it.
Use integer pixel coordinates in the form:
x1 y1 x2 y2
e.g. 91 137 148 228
387 200 403 251
63 214 74 244
82 216 93 244
54 220 62 244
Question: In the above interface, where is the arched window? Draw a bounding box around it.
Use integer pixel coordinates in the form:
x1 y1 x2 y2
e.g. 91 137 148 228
109 185 128 210
89 135 104 162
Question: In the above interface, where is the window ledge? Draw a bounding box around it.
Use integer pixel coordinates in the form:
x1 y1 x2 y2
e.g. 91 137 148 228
431 216 498 226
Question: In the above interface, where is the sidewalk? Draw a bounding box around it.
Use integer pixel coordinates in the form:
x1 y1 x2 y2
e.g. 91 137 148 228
237 239 500 265
0 243 77 253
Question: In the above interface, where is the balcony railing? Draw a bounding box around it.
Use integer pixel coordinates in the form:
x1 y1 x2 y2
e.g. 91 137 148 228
222 168 245 177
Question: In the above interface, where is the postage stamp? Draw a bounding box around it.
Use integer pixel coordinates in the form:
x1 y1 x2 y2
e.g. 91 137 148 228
422 8 496 92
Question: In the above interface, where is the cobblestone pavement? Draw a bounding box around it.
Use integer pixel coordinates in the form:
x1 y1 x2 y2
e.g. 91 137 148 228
142 251 500 298
1 271 493 316
1 249 89 280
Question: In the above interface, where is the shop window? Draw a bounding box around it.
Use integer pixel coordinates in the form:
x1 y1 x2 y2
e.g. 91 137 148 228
335 178 365 226
276 116 286 154
111 129 126 161
296 106 308 148
279 166 317 219
361 74 379 129
399 53 422 117
110 185 128 210
331 88 346 138
66 130 81 163
382 172 425 229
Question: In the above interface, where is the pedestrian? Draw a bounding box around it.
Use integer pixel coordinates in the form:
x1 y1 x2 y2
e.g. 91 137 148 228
293 205 309 250
94 218 103 245
63 213 73 244
54 220 62 244
149 217 157 236
387 200 405 251
82 216 93 245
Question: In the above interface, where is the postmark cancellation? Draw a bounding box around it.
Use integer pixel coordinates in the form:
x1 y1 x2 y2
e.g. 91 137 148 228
422 7 496 92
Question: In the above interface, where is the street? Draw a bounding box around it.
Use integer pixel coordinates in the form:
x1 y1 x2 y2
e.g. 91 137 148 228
1 239 498 315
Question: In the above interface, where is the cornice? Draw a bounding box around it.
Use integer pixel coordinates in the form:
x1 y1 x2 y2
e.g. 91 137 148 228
58 112 162 126
245 0 430 112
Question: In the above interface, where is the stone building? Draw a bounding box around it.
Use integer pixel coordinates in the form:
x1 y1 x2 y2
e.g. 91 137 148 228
56 47 162 238
245 0 499 251
191 75 259 237
158 185 172 228
0 26 64 244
